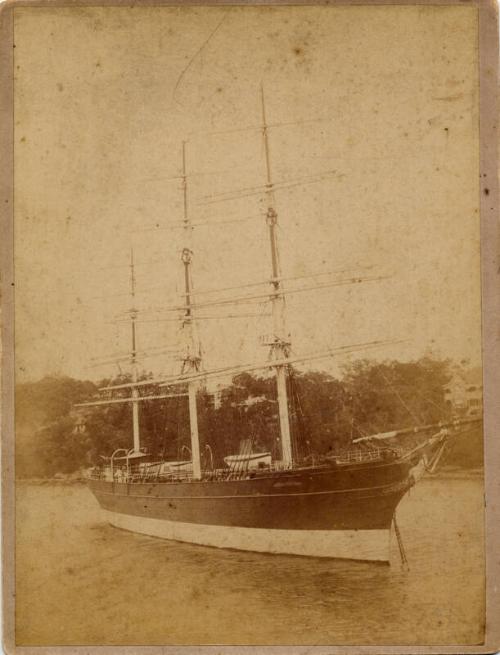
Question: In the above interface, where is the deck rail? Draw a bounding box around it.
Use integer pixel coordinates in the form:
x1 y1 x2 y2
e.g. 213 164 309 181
87 446 405 483
333 447 403 464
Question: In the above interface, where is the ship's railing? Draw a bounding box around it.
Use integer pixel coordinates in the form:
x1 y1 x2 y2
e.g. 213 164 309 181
88 463 271 483
87 446 405 483
332 447 403 465
87 464 194 483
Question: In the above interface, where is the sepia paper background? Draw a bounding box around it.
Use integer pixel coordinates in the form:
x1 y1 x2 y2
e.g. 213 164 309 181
12 5 482 381
1 0 499 653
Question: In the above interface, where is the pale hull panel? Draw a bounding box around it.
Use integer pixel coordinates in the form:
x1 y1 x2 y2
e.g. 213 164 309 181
104 509 391 561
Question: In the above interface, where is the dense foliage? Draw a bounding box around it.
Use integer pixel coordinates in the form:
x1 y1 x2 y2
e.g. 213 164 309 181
16 376 96 478
14 357 480 478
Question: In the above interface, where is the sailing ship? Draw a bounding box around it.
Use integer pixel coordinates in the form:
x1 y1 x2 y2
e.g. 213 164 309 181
80 90 480 562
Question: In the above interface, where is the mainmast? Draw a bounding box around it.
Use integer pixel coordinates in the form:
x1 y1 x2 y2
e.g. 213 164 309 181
129 248 141 453
181 140 202 479
260 85 293 467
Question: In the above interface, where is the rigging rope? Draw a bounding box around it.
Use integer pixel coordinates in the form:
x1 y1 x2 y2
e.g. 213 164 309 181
393 513 409 570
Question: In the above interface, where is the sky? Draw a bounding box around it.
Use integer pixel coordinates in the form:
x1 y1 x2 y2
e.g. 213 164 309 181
13 5 481 384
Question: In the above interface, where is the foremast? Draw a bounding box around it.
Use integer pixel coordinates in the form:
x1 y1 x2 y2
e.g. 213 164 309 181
260 86 294 468
180 140 203 479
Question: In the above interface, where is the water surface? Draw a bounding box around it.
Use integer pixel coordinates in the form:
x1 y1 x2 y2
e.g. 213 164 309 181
15 476 485 646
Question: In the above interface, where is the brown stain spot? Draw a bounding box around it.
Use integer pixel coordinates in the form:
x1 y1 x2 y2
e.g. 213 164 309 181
293 46 303 56
484 188 490 195
20 136 26 143
95 60 101 68
216 87 223 93
56 82 64 92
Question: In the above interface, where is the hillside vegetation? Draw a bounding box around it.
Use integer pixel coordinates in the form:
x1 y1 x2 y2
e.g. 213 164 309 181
14 357 482 478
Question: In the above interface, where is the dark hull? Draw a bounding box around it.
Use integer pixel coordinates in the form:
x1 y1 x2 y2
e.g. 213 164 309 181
89 459 413 530
87 453 424 561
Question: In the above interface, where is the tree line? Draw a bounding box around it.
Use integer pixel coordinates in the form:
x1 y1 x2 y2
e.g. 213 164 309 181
15 357 481 478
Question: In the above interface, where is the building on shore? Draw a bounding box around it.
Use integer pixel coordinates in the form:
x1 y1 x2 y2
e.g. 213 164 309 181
443 367 483 417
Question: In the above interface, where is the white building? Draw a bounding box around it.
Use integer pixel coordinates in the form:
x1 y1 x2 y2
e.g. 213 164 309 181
443 367 483 417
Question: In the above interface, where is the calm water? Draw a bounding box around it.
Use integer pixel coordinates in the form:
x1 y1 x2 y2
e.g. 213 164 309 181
15 476 485 646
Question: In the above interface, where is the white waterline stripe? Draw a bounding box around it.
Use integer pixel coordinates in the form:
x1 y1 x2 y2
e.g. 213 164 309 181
103 510 392 561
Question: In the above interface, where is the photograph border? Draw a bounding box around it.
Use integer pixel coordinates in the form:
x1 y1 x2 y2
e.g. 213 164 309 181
1 0 498 652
